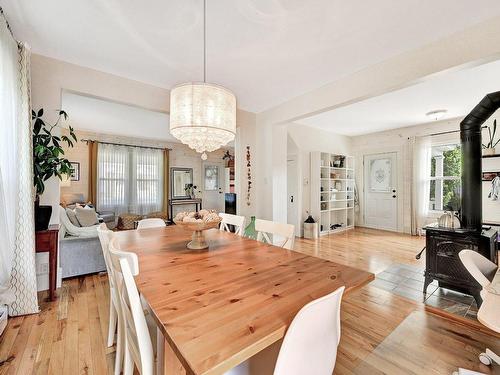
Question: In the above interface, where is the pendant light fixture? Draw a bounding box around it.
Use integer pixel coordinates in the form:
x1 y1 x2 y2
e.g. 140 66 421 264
169 0 236 160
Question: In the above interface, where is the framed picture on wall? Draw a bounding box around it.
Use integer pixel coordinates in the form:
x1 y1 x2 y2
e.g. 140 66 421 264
482 171 500 181
70 161 80 181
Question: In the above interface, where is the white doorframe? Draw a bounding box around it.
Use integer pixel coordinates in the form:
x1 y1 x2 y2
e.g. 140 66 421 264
363 152 398 232
287 154 301 236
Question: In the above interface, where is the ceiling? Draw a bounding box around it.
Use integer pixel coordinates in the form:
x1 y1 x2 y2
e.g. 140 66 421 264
298 59 500 136
61 92 175 142
3 1 500 113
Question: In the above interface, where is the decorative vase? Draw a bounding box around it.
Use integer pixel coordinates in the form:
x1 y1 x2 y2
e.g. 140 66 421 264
483 147 496 156
34 200 52 231
244 216 257 240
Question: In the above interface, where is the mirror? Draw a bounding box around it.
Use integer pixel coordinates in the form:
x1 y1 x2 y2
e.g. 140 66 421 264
171 168 193 200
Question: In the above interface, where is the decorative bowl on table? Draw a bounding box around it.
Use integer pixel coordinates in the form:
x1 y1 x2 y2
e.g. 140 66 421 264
173 210 221 250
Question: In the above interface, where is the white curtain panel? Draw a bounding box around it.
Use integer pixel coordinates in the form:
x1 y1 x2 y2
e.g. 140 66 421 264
0 18 39 316
97 144 163 215
98 143 130 215
130 147 163 215
0 15 17 308
410 136 432 236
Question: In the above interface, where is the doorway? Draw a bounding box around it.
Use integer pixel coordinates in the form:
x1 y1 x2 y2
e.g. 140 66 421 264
287 156 300 236
363 152 398 231
202 162 225 212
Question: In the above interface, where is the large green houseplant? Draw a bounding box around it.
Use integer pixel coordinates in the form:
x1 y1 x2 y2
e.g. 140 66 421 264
32 108 77 230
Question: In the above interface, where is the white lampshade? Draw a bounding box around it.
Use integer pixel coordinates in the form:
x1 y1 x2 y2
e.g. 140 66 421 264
169 82 236 154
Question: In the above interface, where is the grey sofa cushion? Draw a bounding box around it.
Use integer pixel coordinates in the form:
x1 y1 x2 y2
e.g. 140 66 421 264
60 236 106 278
75 206 99 227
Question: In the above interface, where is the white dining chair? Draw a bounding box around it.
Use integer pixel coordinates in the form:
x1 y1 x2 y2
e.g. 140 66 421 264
109 238 155 375
97 224 116 348
459 250 499 367
255 219 295 250
219 213 245 236
227 286 345 375
137 218 166 230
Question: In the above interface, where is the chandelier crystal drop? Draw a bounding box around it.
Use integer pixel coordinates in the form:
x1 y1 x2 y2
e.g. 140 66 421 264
169 0 236 158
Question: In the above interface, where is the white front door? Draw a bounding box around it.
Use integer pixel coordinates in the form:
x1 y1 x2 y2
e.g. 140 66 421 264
363 152 398 231
202 162 225 213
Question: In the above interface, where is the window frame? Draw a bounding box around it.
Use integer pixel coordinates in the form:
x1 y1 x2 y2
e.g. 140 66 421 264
428 143 461 212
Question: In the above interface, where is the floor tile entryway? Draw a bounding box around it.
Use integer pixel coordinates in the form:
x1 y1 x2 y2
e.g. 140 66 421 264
371 263 478 320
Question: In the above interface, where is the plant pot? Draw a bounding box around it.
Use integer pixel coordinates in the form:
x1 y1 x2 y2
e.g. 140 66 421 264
483 147 496 156
34 204 52 231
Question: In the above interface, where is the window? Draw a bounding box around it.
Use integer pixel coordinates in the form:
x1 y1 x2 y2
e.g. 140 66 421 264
429 144 461 211
204 165 219 191
98 143 163 215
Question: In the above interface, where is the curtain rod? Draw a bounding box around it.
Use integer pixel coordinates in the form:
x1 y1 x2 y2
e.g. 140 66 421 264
427 125 488 137
81 139 171 151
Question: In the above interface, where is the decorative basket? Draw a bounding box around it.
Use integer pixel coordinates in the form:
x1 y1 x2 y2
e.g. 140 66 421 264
174 217 222 249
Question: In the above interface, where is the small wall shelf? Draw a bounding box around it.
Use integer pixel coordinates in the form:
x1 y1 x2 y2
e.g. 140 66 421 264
310 152 355 236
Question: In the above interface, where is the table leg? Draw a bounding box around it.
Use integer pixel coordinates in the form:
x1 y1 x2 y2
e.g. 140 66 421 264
163 336 188 374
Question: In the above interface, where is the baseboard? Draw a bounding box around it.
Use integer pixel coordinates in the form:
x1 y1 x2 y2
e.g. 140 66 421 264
0 305 7 336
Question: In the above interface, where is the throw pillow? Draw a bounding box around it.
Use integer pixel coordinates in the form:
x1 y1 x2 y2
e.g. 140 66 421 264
65 208 81 227
75 206 99 227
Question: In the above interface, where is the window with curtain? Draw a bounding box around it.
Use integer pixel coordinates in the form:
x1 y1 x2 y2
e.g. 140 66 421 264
429 143 461 211
97 143 163 215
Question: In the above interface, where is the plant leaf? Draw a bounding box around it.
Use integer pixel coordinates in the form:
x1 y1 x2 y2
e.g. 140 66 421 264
37 108 43 117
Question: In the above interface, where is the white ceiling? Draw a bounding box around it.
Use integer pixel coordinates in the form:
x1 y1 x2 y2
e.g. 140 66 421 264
61 92 175 142
298 59 500 136
3 0 500 113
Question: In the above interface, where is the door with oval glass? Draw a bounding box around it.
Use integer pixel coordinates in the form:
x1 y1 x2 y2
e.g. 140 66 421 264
202 162 225 213
363 152 398 231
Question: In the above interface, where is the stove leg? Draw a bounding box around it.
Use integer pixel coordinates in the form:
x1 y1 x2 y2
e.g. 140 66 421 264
423 276 433 294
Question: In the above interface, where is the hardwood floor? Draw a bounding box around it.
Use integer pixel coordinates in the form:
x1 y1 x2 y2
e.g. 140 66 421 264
294 226 425 274
0 228 498 375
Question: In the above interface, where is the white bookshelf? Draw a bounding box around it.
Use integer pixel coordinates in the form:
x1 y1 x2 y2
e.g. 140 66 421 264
311 152 355 236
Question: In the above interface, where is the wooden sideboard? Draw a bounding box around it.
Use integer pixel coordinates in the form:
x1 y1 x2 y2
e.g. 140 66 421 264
35 224 59 301
169 198 202 219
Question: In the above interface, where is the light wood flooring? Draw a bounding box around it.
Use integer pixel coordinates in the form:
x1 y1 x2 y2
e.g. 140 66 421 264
1 227 499 375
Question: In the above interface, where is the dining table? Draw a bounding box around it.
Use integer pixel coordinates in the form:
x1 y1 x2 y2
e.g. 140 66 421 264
114 225 374 375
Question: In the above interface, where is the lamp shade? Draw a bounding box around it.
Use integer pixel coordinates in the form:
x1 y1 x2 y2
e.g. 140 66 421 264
169 82 236 154
60 174 71 187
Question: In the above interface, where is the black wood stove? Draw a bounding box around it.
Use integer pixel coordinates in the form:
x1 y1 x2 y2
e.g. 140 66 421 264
423 92 499 306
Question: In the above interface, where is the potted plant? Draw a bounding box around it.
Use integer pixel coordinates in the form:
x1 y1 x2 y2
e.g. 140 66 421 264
32 109 77 230
482 119 499 156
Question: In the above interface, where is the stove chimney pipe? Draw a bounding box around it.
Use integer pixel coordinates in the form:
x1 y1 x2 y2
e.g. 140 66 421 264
460 91 500 231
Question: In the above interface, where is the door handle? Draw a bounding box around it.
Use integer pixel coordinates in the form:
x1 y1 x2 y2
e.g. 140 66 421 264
290 195 294 203
392 189 396 193
392 195 396 198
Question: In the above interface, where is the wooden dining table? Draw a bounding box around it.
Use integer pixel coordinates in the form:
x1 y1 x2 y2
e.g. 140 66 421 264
114 225 374 375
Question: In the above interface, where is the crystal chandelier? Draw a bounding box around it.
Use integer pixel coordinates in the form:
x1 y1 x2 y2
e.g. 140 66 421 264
169 0 236 160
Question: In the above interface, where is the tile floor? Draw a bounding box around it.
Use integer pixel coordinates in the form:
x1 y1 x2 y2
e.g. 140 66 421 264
371 263 478 320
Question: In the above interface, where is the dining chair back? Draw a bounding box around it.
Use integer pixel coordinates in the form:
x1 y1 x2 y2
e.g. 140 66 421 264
273 286 345 375
255 219 295 250
137 218 166 230
109 238 153 375
459 250 497 293
459 249 499 367
97 224 119 350
219 213 245 236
